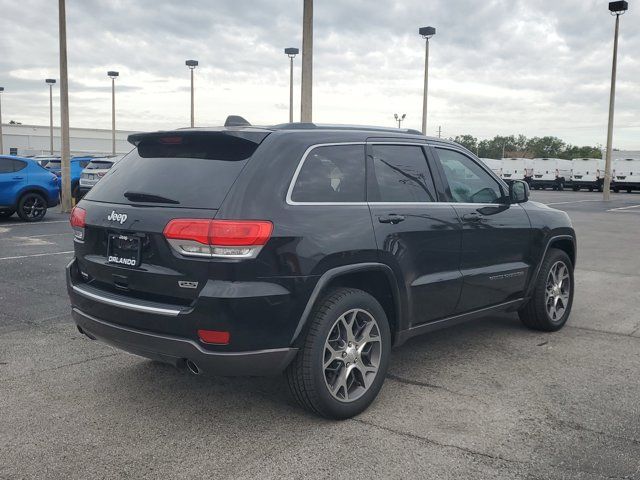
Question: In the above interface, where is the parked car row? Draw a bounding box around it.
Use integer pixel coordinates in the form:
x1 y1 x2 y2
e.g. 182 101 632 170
480 156 640 192
0 155 60 221
0 154 121 222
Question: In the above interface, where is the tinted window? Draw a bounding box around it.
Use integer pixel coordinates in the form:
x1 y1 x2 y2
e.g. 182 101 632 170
0 159 13 174
436 148 502 203
46 160 61 169
12 160 27 172
85 132 268 209
291 145 365 203
370 145 437 202
85 160 114 170
79 160 91 168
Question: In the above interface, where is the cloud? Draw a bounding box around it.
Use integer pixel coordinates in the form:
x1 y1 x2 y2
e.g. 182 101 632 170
0 0 637 148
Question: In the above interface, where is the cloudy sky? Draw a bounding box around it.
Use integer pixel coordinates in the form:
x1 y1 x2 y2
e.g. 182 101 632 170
0 0 638 148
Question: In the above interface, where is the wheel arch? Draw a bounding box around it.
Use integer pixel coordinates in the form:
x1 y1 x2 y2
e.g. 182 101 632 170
17 187 50 205
290 263 405 347
526 234 576 298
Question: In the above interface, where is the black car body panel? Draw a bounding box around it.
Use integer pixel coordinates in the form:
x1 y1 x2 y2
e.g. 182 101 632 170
67 124 576 374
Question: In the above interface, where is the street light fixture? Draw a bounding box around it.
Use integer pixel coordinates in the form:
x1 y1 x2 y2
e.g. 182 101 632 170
185 60 198 128
419 26 436 136
45 79 56 154
107 71 119 155
394 113 406 128
0 87 4 155
603 0 628 201
285 47 299 123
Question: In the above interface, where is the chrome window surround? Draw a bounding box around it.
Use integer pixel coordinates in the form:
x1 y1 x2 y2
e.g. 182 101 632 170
285 141 509 207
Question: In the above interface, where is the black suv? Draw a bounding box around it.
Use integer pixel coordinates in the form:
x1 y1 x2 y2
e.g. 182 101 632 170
66 121 576 419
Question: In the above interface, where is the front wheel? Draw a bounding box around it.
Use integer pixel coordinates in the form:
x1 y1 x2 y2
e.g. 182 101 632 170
17 193 47 222
519 248 574 331
286 288 391 419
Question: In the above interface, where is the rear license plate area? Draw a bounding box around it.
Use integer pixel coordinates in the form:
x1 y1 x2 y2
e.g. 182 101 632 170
107 233 141 267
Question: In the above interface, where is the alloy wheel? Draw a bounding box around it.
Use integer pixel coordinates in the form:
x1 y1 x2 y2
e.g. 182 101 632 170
545 261 571 322
21 195 46 220
323 308 382 403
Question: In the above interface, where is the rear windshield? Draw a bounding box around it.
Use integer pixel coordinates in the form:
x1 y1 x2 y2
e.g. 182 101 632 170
85 160 114 170
46 160 61 169
84 132 269 209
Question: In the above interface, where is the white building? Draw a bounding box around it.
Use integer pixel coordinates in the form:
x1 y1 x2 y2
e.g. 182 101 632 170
0 123 138 157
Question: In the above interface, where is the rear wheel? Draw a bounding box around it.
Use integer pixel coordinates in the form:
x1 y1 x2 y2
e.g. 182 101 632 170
519 248 573 332
572 186 580 192
613 187 620 193
17 193 47 222
286 288 391 419
627 187 633 193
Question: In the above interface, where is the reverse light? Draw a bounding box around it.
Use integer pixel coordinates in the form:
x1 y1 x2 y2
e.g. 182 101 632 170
197 329 230 345
70 206 86 241
163 219 273 259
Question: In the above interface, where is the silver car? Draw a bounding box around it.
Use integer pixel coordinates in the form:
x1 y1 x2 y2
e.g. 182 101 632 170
79 156 120 197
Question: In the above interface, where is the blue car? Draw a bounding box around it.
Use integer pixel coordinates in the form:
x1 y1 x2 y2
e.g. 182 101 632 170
0 155 60 222
45 156 93 201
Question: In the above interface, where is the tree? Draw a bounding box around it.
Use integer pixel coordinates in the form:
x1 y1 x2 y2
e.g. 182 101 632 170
525 136 566 158
453 134 478 153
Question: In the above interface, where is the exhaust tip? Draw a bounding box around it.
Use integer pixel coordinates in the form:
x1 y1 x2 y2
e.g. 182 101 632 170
186 359 200 375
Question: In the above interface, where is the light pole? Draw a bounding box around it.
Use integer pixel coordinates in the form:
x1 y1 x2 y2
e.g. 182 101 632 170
58 0 72 212
419 26 436 136
603 1 628 201
45 79 56 154
300 0 313 122
0 87 4 155
285 48 299 123
394 113 406 128
107 71 118 155
185 60 198 127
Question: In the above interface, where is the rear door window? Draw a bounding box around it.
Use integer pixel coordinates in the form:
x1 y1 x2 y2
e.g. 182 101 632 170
13 160 27 172
85 132 268 209
290 144 366 203
369 144 437 202
0 159 13 174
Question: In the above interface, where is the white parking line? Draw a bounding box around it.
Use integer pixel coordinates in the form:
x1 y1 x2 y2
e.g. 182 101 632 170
607 204 640 212
0 220 68 227
0 250 73 261
545 199 603 206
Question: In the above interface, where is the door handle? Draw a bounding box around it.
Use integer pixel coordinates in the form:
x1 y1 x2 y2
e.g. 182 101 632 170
12 176 25 180
462 213 483 223
378 214 406 224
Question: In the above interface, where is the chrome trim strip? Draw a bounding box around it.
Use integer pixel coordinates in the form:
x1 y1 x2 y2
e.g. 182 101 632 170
72 284 182 316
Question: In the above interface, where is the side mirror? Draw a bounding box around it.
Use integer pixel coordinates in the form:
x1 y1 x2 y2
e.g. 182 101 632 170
509 180 529 204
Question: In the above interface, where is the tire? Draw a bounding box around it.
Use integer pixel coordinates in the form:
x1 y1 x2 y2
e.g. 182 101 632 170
0 209 15 218
627 188 633 193
572 186 579 192
613 187 620 193
588 187 593 192
286 287 391 419
557 183 564 191
519 248 574 332
16 193 47 222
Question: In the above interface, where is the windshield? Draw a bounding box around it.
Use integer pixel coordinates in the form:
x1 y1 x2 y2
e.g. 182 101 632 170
85 160 114 170
85 131 269 209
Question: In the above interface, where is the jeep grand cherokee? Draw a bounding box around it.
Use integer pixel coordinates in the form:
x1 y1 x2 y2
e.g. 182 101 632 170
66 119 576 419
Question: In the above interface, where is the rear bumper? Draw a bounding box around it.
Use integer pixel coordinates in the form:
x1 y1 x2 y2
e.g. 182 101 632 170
72 307 298 376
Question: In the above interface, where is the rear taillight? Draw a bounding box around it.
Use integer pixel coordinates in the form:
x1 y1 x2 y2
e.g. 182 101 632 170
197 329 230 345
70 206 86 241
163 219 273 259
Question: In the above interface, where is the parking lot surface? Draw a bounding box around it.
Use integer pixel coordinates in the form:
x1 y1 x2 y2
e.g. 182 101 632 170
1 190 639 479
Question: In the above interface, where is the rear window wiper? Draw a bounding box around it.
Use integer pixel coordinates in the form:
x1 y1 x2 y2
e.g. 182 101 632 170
123 191 180 204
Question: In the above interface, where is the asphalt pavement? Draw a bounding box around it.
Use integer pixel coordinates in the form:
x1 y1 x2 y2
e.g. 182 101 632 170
1 190 639 479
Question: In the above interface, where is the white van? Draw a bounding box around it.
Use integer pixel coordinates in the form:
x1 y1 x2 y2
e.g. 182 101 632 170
501 158 533 182
613 157 640 192
571 158 605 192
480 158 502 177
530 158 572 190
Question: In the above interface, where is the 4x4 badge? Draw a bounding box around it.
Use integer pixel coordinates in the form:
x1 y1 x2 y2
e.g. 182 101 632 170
107 210 128 224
